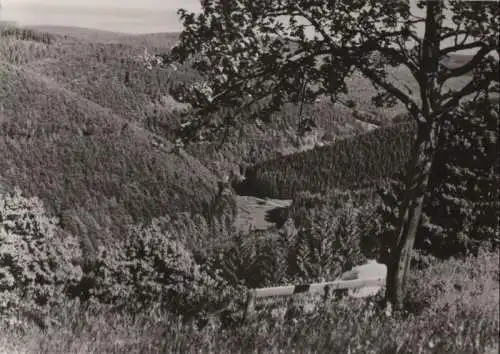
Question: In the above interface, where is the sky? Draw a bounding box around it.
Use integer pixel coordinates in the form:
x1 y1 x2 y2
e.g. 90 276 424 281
0 1 454 35
0 0 429 35
0 0 203 32
0 0 493 55
2 0 202 11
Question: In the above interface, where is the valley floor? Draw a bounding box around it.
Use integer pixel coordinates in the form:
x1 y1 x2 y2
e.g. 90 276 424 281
234 195 292 234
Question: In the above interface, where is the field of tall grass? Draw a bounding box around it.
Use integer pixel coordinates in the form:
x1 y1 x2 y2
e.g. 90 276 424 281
1 250 497 354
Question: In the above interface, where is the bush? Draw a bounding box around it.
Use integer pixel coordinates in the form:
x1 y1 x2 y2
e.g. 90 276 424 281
404 247 499 317
210 229 290 288
79 220 237 318
0 188 82 325
211 189 375 289
287 195 370 282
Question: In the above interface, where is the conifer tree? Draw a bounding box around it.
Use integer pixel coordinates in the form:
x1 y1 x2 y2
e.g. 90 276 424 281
375 97 499 260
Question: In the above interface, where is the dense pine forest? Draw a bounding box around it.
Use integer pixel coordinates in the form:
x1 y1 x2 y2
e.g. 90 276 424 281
240 122 416 199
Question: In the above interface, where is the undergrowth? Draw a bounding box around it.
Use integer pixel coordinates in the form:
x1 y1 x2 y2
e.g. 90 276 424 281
0 250 497 354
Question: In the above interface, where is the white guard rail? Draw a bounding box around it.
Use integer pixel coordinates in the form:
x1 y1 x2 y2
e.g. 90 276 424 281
244 276 386 321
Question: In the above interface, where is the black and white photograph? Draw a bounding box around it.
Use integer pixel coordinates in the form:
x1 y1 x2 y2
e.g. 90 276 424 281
0 0 498 353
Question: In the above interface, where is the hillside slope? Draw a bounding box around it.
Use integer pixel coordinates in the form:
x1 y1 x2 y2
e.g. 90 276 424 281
0 59 222 253
22 40 192 125
27 25 180 49
240 123 416 199
8 28 401 176
8 27 454 183
3 26 476 193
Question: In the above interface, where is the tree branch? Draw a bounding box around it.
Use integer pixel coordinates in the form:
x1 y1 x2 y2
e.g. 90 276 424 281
293 4 336 47
440 40 485 57
440 45 493 81
407 30 423 46
357 65 422 118
437 78 487 116
440 29 469 41
380 43 420 80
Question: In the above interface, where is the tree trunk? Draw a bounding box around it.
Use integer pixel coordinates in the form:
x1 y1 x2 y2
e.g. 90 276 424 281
384 0 443 309
385 120 440 308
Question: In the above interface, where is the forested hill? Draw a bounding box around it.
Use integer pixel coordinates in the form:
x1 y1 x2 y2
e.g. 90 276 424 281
0 27 228 255
239 122 416 199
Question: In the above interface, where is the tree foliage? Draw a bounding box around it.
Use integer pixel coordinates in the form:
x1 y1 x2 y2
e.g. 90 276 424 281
77 220 236 317
0 189 82 323
164 0 498 306
161 1 497 142
161 0 415 144
211 189 373 289
372 98 499 260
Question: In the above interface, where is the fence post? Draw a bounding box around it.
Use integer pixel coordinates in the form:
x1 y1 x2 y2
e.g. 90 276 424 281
243 289 256 323
323 284 331 303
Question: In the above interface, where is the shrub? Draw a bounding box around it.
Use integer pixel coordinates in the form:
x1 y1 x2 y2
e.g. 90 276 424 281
404 247 499 318
0 188 82 325
79 220 237 318
211 190 376 289
287 196 370 282
215 229 291 288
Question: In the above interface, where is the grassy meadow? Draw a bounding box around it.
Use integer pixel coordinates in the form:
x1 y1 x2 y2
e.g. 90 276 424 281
1 250 498 354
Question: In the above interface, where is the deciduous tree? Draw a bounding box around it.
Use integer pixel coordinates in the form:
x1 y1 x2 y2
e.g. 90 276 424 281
156 0 499 308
